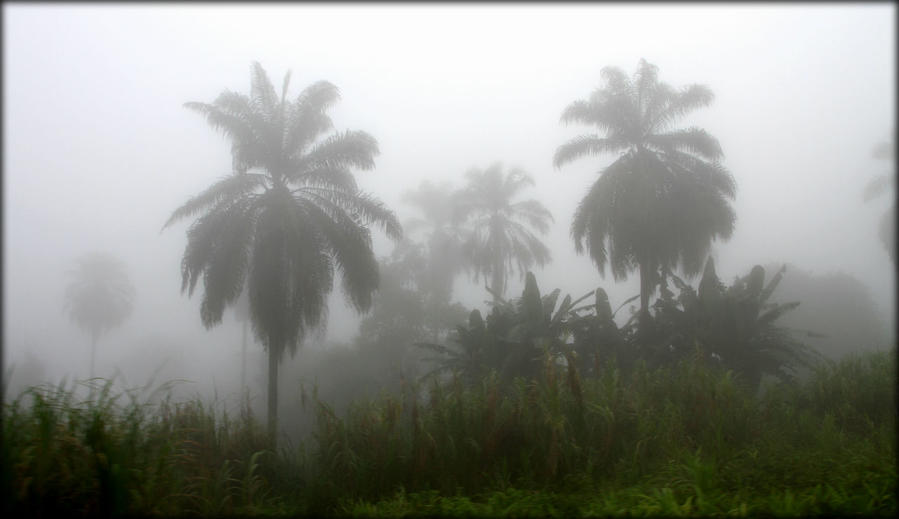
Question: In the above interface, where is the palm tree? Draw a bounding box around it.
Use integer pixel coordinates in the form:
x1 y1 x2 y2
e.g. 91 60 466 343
864 130 895 263
456 163 553 300
163 62 402 441
554 59 736 333
401 180 467 305
64 252 135 379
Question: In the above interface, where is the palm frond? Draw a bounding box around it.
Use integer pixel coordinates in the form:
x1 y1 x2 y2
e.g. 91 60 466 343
301 200 380 312
163 173 265 230
199 201 255 328
553 135 627 168
280 69 293 105
647 127 723 161
600 65 633 96
285 80 340 155
652 84 714 130
184 101 256 151
633 58 660 107
250 61 279 117
288 165 359 192
296 186 403 241
502 166 536 197
297 130 379 172
510 199 554 233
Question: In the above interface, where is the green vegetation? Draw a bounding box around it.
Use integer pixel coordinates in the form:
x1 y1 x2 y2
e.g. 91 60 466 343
12 58 892 518
3 349 894 517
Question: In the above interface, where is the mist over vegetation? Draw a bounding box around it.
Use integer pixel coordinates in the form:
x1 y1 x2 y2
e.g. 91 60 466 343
3 4 895 516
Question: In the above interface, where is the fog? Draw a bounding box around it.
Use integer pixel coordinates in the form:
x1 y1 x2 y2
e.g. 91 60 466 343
3 4 895 421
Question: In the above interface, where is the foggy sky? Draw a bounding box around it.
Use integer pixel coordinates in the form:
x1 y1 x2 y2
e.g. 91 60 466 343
3 4 895 389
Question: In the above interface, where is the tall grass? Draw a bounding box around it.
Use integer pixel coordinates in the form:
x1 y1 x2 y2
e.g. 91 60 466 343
2 349 895 516
1 378 273 516
303 349 896 514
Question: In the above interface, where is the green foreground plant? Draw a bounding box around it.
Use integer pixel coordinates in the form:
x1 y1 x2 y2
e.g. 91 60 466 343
2 349 895 517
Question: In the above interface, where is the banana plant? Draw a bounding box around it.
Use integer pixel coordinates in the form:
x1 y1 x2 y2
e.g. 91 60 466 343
497 272 596 380
566 287 638 376
416 308 496 385
418 272 596 384
654 258 823 390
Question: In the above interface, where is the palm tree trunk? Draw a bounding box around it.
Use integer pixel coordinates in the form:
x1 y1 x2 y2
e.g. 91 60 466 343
638 260 655 342
241 321 248 395
267 346 279 446
90 332 98 380
490 258 503 305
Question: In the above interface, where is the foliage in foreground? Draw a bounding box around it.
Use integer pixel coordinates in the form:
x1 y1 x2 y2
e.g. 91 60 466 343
1 380 273 517
2 349 895 517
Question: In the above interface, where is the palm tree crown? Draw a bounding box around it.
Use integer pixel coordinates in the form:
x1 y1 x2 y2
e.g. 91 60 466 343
164 62 401 439
554 59 736 322
456 163 553 298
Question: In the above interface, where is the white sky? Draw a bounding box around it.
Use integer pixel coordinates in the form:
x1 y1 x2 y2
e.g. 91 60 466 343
3 3 895 387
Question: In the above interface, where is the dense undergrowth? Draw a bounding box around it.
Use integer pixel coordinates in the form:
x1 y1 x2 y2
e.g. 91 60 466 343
2 349 895 517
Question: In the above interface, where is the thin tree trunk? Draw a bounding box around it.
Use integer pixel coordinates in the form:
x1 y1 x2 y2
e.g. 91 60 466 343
267 346 279 446
90 332 98 380
638 259 655 342
491 259 503 305
241 322 248 395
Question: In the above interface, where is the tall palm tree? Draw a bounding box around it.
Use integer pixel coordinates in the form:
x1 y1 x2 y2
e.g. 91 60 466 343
864 130 895 263
64 252 135 379
163 62 402 441
401 180 466 304
456 163 553 300
554 59 736 332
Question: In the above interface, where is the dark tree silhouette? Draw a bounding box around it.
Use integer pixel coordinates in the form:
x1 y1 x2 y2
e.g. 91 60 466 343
164 62 401 442
64 252 135 379
554 59 736 334
456 163 553 299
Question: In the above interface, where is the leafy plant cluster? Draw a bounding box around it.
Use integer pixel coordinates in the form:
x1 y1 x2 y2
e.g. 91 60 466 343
420 258 822 394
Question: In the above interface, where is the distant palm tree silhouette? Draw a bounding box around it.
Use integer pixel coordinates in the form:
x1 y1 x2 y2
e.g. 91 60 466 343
456 163 553 300
64 252 135 379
